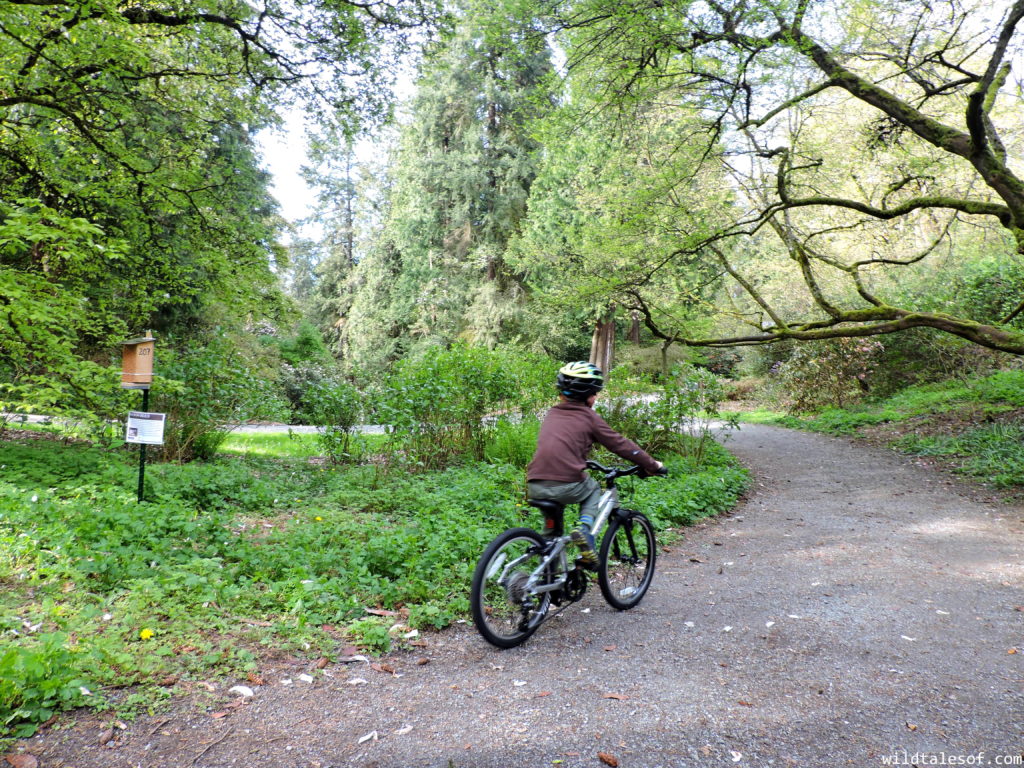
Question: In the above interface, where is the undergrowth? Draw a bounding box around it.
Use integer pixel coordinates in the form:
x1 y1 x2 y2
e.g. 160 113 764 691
0 431 747 739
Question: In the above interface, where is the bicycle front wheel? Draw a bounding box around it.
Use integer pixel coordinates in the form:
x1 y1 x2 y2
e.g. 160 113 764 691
471 528 551 648
598 512 656 610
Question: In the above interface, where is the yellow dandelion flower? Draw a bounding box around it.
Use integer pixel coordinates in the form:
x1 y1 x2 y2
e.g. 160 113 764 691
139 628 155 640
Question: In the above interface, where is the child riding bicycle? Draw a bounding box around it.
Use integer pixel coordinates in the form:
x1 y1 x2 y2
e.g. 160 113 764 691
526 361 664 569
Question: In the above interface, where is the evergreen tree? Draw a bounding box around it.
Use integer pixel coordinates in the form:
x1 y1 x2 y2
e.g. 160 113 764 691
339 4 557 368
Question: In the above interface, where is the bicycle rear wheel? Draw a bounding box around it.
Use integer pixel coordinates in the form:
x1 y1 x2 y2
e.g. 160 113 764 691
598 511 656 610
471 528 551 648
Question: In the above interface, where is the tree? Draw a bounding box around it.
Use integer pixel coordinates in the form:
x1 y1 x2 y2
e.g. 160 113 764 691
337 3 559 368
543 0 1024 355
0 0 440 405
510 55 730 370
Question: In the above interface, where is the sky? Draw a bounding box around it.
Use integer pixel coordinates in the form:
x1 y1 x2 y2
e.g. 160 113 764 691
256 110 317 229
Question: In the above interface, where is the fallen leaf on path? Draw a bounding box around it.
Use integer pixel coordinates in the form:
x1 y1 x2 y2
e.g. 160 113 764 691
365 608 400 617
689 557 705 563
597 752 619 767
1009 648 1019 654
371 663 396 675
315 657 329 669
537 691 552 697
357 731 379 744
4 755 38 768
603 645 617 651
395 725 413 735
416 657 431 665
603 693 629 700
210 712 228 719
737 700 753 707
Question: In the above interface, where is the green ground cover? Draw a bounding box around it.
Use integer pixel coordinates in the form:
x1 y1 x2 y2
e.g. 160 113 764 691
0 429 747 739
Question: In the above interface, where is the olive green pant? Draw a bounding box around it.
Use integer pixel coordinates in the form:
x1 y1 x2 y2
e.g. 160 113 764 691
527 476 602 523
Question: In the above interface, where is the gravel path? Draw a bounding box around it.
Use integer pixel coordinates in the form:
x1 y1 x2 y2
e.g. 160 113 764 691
29 424 1024 768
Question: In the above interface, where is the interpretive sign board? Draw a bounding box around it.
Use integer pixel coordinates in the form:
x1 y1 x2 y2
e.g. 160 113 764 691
125 411 166 445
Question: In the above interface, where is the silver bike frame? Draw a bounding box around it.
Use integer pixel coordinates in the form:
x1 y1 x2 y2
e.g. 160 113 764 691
515 484 620 597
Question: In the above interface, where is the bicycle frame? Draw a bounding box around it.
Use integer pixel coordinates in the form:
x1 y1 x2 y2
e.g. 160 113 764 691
512 468 625 600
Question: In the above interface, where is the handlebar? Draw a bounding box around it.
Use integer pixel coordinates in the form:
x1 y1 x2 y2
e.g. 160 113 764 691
585 460 668 482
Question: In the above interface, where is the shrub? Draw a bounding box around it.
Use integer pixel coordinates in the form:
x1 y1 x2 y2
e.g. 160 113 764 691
598 365 738 464
152 338 289 462
484 417 540 468
771 337 885 412
301 378 365 464
373 345 553 470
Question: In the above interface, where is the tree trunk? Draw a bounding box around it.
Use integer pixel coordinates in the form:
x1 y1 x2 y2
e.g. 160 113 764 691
628 310 641 344
590 308 616 373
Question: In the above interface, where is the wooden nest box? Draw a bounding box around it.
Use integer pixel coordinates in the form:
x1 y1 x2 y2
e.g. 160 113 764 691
121 332 156 389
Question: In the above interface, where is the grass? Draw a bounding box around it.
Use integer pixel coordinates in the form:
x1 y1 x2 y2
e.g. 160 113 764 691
892 423 1024 488
0 428 747 740
218 430 324 458
734 370 1024 488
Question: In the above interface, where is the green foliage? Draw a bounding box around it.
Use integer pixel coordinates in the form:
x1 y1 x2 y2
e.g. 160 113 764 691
2 397 749 735
274 322 334 367
0 633 91 738
598 365 738 461
769 338 886 412
483 417 541 468
153 338 289 462
346 618 392 654
895 424 1024 488
374 345 554 469
218 431 348 460
747 369 1024 488
301 378 366 464
330 9 560 369
629 441 749 528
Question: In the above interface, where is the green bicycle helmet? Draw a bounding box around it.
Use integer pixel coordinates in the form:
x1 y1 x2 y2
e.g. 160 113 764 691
556 361 604 400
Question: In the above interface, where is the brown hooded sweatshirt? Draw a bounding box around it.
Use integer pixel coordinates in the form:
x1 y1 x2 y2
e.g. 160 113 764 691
526 400 660 483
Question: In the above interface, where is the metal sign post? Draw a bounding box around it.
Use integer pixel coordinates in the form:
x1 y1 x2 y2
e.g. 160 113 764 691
121 332 158 502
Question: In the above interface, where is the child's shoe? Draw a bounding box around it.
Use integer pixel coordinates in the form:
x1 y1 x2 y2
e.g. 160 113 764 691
570 527 598 571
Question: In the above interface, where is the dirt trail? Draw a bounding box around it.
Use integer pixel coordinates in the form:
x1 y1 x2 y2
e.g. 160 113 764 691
28 424 1024 768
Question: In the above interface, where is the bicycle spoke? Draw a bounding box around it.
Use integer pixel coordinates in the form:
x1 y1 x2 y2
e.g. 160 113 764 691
598 513 656 610
471 529 552 647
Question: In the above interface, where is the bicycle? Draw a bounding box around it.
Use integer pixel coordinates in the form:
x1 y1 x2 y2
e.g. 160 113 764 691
470 459 664 648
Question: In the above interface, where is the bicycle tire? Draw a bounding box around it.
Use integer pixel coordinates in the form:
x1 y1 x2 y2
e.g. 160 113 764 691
471 527 552 648
598 511 656 610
